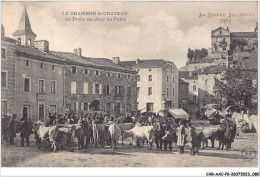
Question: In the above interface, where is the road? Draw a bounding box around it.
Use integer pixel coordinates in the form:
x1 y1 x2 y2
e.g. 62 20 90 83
1 132 258 167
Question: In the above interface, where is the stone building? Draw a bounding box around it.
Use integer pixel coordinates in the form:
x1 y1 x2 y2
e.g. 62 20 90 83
1 7 137 121
120 59 179 113
178 78 189 112
1 26 17 116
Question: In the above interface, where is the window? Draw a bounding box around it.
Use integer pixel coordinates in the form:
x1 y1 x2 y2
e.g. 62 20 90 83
107 72 111 77
148 87 152 95
71 82 76 94
105 85 110 95
95 71 100 76
49 105 56 115
24 78 30 92
1 48 6 59
40 63 43 69
171 66 173 73
117 73 121 78
166 88 169 96
72 67 77 74
127 75 131 79
84 69 89 74
17 38 21 44
84 103 89 111
95 83 100 94
28 39 32 46
51 81 56 94
193 95 197 101
115 86 124 96
167 76 169 82
83 83 88 94
148 75 152 82
172 88 175 97
137 75 140 82
149 69 152 72
126 104 131 112
205 79 208 85
223 47 226 51
172 76 174 83
127 87 131 96
52 65 55 71
193 85 196 91
1 71 7 88
1 101 7 115
220 30 222 34
38 80 45 93
25 60 30 67
146 103 153 112
137 87 140 98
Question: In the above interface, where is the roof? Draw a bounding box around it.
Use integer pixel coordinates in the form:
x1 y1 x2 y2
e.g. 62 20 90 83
212 27 230 33
230 32 257 38
1 36 16 43
179 71 198 80
15 45 67 64
50 51 134 73
133 59 171 69
179 78 189 85
119 61 136 68
14 45 135 73
12 7 37 37
196 64 226 74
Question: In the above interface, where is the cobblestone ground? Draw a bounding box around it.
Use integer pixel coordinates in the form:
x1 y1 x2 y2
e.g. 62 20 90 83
1 132 258 167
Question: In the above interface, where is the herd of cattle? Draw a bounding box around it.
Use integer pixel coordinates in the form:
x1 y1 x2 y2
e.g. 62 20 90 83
32 117 237 154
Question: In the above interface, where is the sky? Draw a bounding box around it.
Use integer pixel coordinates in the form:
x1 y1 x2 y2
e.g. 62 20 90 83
1 1 258 68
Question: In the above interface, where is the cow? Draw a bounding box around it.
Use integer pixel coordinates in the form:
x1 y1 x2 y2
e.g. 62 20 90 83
118 123 135 146
54 125 76 152
92 124 106 148
108 123 121 150
33 121 58 152
217 124 236 150
123 126 154 150
185 124 204 155
199 125 223 149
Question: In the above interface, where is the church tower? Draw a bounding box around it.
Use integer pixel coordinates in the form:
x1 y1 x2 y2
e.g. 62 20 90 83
12 7 37 46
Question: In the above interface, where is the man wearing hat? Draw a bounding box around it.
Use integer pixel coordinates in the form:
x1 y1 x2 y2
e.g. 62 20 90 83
8 114 17 144
177 120 186 154
19 117 32 147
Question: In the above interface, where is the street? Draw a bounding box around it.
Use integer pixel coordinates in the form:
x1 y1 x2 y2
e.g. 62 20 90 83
1 132 258 167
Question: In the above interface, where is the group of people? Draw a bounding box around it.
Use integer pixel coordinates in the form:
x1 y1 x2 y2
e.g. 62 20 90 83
1 114 33 147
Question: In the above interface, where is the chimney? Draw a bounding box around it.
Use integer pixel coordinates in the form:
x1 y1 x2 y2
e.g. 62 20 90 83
1 24 5 37
112 57 120 64
34 40 49 52
74 48 82 56
136 59 141 64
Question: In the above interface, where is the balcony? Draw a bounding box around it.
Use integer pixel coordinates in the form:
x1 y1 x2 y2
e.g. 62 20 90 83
36 93 47 100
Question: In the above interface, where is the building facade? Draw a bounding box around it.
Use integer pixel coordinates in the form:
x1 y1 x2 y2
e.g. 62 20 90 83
121 59 179 113
178 79 189 112
1 7 137 122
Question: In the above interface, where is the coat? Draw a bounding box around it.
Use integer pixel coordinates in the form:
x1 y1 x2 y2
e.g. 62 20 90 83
177 125 185 146
19 121 32 137
8 119 16 137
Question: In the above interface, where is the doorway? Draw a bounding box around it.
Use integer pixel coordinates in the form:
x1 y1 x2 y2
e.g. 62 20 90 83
39 104 44 122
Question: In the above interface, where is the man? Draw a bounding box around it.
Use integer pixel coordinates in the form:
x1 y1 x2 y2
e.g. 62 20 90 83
177 120 186 154
154 119 163 151
19 117 32 147
2 114 10 141
8 114 17 144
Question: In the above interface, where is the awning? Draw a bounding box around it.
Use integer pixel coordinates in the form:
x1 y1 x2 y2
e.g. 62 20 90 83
205 109 217 118
202 104 219 110
168 108 190 119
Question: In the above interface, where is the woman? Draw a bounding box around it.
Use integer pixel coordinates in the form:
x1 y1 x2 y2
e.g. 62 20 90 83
177 120 186 154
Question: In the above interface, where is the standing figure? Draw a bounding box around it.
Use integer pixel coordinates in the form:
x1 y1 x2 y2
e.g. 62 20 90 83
177 120 186 154
19 118 32 147
8 114 17 144
163 122 173 151
154 119 163 151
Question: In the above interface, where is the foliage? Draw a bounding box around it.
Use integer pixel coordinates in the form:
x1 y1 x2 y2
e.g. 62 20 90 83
230 39 248 51
215 64 257 110
187 48 208 61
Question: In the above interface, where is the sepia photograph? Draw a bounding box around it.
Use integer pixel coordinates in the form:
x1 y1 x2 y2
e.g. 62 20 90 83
0 1 259 176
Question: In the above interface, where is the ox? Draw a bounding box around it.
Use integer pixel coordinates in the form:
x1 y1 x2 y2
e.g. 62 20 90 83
92 124 106 148
124 126 154 150
108 123 121 150
54 124 76 152
118 123 135 146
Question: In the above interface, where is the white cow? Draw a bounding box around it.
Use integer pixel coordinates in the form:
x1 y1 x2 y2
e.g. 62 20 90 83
124 126 154 150
108 123 121 150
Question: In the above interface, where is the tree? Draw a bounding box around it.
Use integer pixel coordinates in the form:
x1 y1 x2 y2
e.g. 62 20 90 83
216 65 257 110
187 48 194 61
200 48 208 59
89 100 100 111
